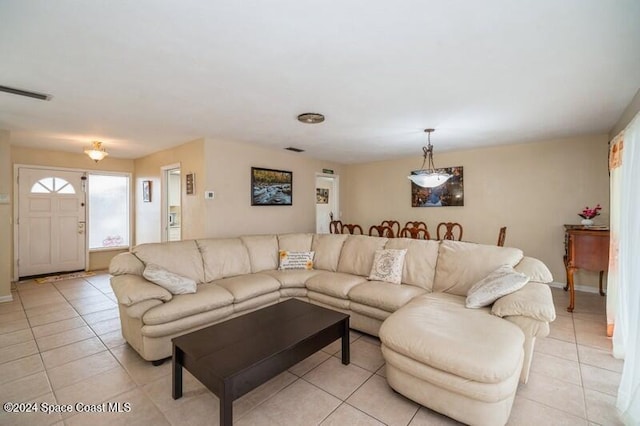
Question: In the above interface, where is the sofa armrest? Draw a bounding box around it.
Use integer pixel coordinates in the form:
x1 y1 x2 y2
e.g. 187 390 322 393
109 252 145 276
124 299 164 319
491 282 556 322
110 274 172 307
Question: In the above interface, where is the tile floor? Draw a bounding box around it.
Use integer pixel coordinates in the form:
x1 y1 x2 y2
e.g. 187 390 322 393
0 273 625 425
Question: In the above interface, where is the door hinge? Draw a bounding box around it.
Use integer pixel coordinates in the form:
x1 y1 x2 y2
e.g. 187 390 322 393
16 259 20 266
16 217 19 225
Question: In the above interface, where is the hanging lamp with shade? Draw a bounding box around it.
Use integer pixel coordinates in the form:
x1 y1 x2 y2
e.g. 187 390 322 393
84 141 109 162
407 129 451 188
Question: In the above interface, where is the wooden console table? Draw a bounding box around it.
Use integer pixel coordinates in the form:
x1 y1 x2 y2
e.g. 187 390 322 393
563 225 609 312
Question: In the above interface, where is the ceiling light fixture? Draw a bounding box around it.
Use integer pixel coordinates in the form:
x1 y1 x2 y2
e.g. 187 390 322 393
84 141 109 162
407 129 452 188
297 113 325 124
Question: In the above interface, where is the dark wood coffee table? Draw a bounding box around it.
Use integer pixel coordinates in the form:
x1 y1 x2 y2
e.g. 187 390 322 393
172 299 350 426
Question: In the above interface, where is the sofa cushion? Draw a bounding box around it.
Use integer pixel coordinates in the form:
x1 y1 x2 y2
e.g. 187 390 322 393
133 240 205 283
111 274 173 307
142 283 234 325
278 233 314 252
514 256 553 283
262 269 323 288
109 252 145 276
278 251 314 270
213 273 281 303
241 235 279 273
311 234 348 272
433 241 524 296
306 271 367 299
143 264 197 295
465 265 529 308
380 293 524 384
337 235 388 276
368 249 407 284
349 281 426 313
384 238 439 291
197 238 251 281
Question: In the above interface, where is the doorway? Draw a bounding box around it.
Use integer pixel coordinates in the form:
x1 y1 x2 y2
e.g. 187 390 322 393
163 165 181 242
16 167 86 277
315 174 339 234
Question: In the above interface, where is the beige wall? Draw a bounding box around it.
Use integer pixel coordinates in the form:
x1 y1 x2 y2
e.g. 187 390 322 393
343 135 610 289
10 146 135 277
134 138 205 244
202 138 345 237
0 130 12 300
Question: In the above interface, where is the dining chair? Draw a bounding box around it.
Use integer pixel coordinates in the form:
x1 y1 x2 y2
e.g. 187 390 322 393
341 224 364 235
436 222 463 241
497 226 507 247
329 220 343 234
369 225 395 238
399 226 430 240
404 221 428 230
380 220 401 237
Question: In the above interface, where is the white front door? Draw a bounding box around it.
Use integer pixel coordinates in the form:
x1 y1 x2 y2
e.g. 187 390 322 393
18 168 86 277
316 175 339 234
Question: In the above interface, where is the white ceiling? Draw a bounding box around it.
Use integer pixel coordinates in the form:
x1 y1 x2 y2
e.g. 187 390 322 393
1 1 639 163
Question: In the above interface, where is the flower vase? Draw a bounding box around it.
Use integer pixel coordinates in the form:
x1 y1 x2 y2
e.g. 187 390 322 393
581 218 594 226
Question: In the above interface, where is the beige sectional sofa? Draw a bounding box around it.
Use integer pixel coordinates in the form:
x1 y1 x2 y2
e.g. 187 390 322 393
110 233 556 426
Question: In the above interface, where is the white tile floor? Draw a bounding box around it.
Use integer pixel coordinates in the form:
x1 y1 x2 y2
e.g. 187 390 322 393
0 273 625 425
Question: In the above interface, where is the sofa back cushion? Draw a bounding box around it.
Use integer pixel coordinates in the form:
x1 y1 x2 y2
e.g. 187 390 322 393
514 256 553 283
109 252 145 276
278 233 314 252
240 235 279 273
337 235 388 277
433 240 524 296
197 238 251 281
311 234 348 272
384 238 439 291
132 240 205 283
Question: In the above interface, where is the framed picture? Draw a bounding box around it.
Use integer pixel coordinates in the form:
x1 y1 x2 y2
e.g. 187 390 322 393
185 173 195 195
411 167 464 207
142 180 152 202
316 188 329 204
251 167 292 206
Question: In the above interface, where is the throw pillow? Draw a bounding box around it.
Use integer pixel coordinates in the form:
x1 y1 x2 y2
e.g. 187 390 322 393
278 250 315 270
143 263 197 295
368 249 407 285
465 265 529 308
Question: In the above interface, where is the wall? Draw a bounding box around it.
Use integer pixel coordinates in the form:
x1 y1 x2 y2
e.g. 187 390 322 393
610 88 640 138
10 146 135 274
202 138 345 237
343 135 610 289
134 138 205 244
0 130 12 300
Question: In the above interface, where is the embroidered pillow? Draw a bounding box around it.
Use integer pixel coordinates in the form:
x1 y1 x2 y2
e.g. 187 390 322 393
278 251 315 270
368 249 407 285
143 264 197 295
465 265 529 308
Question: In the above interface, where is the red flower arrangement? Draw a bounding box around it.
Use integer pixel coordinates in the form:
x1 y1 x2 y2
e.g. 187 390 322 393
578 204 602 220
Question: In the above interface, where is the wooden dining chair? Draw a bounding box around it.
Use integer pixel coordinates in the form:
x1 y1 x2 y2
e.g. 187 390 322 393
436 222 463 241
497 226 507 247
404 221 428 230
380 220 401 237
341 224 364 235
329 220 343 234
399 226 430 240
368 225 395 238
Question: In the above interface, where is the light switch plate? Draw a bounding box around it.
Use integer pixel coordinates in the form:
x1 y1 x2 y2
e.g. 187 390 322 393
204 191 215 200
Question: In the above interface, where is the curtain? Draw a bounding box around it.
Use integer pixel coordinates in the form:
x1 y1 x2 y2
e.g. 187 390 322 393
607 134 623 337
613 112 640 424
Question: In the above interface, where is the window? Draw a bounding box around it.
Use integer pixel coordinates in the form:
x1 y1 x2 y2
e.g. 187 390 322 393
30 177 76 194
88 174 130 249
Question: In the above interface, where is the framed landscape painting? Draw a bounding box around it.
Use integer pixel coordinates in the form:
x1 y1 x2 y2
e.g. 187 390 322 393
251 167 293 206
410 166 464 207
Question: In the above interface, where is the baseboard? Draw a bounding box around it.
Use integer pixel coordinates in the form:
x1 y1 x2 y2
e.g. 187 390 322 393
549 281 601 294
0 294 14 303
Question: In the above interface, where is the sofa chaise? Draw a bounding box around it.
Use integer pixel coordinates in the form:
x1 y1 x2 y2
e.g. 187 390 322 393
110 233 556 425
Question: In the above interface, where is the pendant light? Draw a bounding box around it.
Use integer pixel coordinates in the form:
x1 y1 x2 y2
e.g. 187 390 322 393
84 141 109 162
407 129 451 188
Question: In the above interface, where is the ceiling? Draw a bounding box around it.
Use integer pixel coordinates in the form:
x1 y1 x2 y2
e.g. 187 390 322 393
1 1 639 164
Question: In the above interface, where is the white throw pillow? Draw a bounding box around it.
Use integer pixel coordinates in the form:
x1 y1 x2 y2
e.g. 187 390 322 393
278 250 315 270
368 249 407 285
465 265 529 308
143 264 197 295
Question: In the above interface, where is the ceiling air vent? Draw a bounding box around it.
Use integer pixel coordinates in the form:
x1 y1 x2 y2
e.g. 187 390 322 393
0 85 51 101
285 147 305 153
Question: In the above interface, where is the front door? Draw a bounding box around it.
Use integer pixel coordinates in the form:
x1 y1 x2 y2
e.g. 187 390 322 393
18 168 86 277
